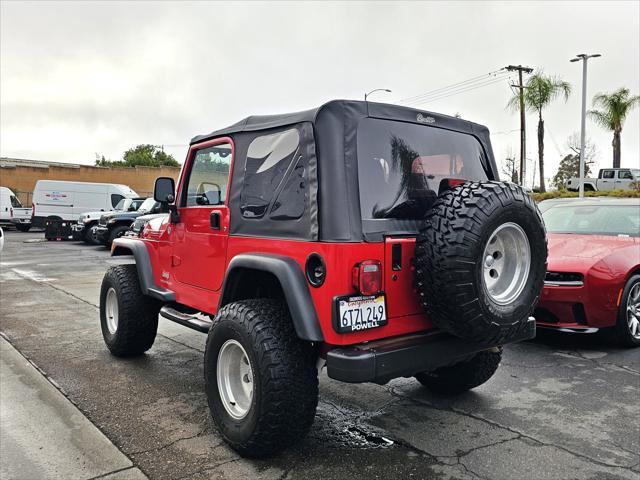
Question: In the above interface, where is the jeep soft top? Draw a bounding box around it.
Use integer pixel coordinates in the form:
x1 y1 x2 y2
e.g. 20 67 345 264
99 100 547 457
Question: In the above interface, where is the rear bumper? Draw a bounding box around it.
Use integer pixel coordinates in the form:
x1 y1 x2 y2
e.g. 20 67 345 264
11 218 31 225
326 318 535 384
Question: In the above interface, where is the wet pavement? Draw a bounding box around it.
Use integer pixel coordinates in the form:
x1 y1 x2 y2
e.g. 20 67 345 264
1 229 639 480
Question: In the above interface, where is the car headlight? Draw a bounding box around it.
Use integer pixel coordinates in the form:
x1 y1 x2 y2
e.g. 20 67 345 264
83 217 92 223
108 218 118 224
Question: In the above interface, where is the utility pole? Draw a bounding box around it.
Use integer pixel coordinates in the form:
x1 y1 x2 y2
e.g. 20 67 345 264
505 65 533 188
570 53 601 198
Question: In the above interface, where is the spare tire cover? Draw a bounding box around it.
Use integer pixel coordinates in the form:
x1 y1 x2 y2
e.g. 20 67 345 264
415 181 547 343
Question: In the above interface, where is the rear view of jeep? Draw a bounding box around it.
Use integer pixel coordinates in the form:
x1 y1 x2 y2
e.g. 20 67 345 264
99 100 547 458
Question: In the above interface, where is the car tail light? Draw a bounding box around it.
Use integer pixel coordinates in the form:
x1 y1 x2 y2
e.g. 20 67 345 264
31 203 35 219
9 207 13 218
352 260 382 296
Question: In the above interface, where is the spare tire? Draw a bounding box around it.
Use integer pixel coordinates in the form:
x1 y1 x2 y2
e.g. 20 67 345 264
414 181 547 344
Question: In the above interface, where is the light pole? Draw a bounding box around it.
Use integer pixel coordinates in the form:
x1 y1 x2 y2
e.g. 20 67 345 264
570 53 601 198
364 88 391 101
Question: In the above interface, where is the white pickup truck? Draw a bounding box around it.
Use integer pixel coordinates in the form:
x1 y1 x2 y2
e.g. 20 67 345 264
11 206 32 232
567 168 640 192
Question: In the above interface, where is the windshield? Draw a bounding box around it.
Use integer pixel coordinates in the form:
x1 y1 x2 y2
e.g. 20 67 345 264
357 118 489 220
114 198 145 211
543 204 640 237
138 198 157 213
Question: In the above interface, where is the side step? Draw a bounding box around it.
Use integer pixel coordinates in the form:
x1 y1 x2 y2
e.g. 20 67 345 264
159 305 213 333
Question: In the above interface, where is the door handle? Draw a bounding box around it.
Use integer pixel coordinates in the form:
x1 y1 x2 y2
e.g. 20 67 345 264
210 211 221 230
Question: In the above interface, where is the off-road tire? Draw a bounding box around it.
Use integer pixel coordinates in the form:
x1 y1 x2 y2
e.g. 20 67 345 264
107 225 129 246
205 299 318 458
415 181 547 344
613 275 640 348
415 348 502 395
15 224 31 232
99 264 160 356
82 223 98 244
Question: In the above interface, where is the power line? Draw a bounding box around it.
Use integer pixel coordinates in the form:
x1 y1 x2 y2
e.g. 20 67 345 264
404 75 513 106
399 68 509 105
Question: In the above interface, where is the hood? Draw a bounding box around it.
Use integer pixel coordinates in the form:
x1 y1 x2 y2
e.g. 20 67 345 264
547 233 637 272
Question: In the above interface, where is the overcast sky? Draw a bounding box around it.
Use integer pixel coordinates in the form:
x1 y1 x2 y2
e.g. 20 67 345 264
1 1 639 187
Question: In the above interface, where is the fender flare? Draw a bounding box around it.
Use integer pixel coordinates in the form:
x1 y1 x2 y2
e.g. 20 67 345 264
111 237 176 302
219 253 324 342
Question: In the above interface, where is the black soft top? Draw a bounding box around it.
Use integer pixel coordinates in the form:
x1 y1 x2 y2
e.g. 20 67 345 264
191 100 499 242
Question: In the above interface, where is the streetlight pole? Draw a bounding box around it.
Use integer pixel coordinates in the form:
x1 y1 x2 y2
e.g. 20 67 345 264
570 53 601 198
364 88 392 101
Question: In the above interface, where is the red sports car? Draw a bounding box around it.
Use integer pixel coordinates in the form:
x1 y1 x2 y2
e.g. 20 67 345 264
535 198 640 346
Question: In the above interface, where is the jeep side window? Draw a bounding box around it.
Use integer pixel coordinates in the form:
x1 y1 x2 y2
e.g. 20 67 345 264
241 129 301 218
601 170 615 179
185 143 232 207
618 170 632 179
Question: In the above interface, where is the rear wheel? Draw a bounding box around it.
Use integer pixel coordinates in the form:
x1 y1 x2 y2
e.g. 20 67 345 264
415 348 502 395
99 264 160 356
16 224 31 232
415 181 547 344
614 275 640 347
204 299 318 457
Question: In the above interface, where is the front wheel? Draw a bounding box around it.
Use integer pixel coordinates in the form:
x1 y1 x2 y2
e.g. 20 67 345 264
107 225 129 246
204 299 318 457
415 348 502 395
614 275 640 347
99 265 160 356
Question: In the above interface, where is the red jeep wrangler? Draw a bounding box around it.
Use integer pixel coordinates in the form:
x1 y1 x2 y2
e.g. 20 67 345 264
100 100 547 457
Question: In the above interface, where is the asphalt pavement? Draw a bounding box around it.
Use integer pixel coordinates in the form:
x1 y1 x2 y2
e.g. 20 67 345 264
0 229 638 480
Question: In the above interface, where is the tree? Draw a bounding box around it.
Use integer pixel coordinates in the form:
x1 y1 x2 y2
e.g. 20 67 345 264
508 71 571 193
94 145 179 168
501 148 519 183
551 133 597 189
588 87 639 168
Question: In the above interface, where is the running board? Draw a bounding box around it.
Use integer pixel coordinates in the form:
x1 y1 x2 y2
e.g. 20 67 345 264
159 306 213 333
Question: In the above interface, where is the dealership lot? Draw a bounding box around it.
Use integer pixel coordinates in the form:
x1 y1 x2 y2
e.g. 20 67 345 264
0 229 638 480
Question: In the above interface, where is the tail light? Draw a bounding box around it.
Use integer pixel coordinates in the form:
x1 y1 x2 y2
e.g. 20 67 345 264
31 203 35 219
9 207 13 218
352 260 382 296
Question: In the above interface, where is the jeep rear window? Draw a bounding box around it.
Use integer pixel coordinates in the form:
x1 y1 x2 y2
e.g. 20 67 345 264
357 118 488 220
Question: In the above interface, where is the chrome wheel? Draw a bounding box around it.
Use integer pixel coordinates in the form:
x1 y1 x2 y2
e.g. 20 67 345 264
217 340 254 419
626 283 640 340
105 287 119 334
482 222 531 305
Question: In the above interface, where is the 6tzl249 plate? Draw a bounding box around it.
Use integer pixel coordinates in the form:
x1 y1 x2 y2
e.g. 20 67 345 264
335 294 388 333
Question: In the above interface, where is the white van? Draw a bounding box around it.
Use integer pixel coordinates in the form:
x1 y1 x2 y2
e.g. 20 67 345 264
0 186 23 225
32 180 138 227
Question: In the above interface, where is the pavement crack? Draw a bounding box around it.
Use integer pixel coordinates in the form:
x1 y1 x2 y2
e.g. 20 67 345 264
173 458 240 480
86 466 138 480
386 385 639 472
128 428 209 456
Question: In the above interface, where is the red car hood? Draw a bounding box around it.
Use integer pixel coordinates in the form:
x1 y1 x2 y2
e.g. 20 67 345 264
547 233 637 272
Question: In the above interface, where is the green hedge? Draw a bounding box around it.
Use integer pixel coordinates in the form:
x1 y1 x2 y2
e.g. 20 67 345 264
532 189 640 203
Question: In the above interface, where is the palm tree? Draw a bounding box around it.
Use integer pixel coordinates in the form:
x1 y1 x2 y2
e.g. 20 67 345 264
588 88 639 168
508 72 571 192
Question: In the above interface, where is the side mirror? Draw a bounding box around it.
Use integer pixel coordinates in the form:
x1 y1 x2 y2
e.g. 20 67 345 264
154 177 175 204
154 177 179 223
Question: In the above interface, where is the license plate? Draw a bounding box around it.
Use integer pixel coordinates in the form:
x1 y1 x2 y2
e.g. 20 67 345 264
335 294 387 333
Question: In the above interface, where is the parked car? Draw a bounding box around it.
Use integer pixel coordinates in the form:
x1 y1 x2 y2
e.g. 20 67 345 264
567 168 639 191
536 198 640 346
124 212 168 238
73 197 147 244
99 100 548 457
0 186 31 231
95 197 162 246
32 180 138 228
